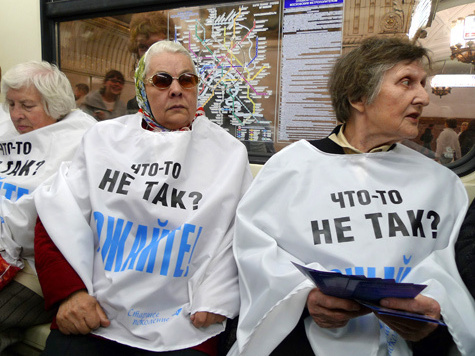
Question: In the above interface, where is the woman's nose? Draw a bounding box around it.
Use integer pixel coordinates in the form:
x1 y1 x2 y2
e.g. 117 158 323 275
169 78 183 96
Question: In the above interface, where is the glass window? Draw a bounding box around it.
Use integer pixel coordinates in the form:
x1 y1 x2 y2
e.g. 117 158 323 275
414 1 475 174
49 0 475 171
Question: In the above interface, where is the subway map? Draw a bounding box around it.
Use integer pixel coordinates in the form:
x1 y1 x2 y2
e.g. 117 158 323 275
169 1 280 149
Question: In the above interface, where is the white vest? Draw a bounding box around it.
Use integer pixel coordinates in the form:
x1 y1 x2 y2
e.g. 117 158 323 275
0 109 96 267
35 114 253 351
230 139 475 356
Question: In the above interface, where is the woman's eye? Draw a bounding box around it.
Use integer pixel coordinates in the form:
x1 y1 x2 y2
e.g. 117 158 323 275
401 79 410 86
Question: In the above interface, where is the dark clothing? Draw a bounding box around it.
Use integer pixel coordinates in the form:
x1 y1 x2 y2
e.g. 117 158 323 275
455 199 475 300
420 128 433 150
270 311 313 356
0 281 55 351
80 90 126 121
459 129 475 157
0 281 54 332
127 97 140 115
42 330 207 356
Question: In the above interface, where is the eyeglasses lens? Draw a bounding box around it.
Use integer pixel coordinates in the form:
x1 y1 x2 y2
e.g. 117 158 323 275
151 73 198 89
178 73 199 88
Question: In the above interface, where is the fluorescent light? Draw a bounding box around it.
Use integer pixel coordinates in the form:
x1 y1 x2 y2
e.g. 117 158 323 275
431 74 475 87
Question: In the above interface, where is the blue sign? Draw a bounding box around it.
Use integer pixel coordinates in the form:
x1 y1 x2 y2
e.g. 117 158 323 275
284 0 343 9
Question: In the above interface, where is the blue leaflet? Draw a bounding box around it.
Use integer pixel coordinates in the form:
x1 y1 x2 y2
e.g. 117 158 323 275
293 262 445 325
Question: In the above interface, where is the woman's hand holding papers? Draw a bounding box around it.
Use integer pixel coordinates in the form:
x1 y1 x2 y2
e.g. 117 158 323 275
306 288 371 328
375 294 440 341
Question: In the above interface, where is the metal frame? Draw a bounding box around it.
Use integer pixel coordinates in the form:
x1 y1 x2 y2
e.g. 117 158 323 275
40 0 475 173
40 0 234 64
448 146 475 177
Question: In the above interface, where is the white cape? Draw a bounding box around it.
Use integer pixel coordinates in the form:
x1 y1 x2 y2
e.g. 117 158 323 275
0 109 96 267
229 140 475 356
35 114 252 351
0 106 17 138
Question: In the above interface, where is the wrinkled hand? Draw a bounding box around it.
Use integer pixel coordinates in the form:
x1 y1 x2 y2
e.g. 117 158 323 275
307 288 371 328
375 295 440 341
56 290 110 335
190 311 226 328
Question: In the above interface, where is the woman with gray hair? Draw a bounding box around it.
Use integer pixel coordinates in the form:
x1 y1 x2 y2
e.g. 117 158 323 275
3 60 77 132
0 60 95 351
229 36 475 356
34 41 252 355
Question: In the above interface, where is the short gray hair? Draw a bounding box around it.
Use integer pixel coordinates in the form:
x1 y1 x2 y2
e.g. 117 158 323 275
329 36 431 123
143 40 198 79
2 61 76 120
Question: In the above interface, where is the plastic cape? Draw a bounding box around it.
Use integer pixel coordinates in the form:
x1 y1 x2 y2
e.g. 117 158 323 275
229 139 475 356
35 114 252 351
0 109 96 268
0 106 17 138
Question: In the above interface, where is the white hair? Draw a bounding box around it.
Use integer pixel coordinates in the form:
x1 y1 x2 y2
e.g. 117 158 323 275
143 40 198 79
2 61 76 120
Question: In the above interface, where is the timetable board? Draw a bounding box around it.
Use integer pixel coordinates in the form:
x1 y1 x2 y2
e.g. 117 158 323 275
168 0 343 153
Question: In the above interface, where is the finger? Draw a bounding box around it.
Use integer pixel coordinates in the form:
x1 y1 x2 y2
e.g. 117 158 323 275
76 322 93 335
57 309 81 335
380 296 440 318
57 319 74 335
312 316 350 329
59 316 91 335
308 289 362 312
213 314 226 324
69 314 94 335
81 302 110 331
191 312 207 328
96 303 111 328
84 313 101 331
380 298 416 311
375 313 438 341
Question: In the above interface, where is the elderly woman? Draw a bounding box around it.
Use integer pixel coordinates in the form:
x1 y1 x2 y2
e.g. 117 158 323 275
0 61 96 351
34 41 252 356
228 36 475 356
80 69 127 121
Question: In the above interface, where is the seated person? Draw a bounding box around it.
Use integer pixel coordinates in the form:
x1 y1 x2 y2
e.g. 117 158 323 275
34 41 252 356
80 70 127 121
0 61 96 352
228 36 475 356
